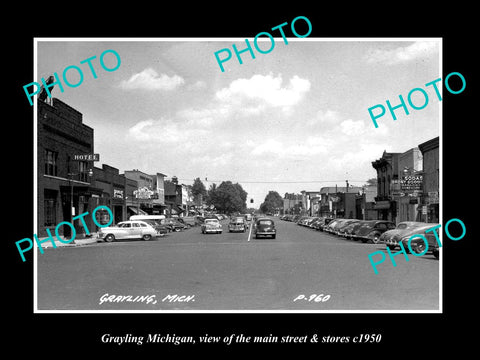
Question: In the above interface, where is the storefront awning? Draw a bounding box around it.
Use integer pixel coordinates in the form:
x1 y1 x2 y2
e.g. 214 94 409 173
173 205 185 214
127 206 148 215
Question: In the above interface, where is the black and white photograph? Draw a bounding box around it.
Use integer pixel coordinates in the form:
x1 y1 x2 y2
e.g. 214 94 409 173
8 7 476 355
32 38 441 312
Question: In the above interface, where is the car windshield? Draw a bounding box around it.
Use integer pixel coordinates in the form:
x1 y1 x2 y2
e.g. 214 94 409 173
359 223 373 229
397 223 409 229
258 220 273 225
205 219 218 224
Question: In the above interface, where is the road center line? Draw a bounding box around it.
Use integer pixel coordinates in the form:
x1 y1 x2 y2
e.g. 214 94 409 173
247 219 253 242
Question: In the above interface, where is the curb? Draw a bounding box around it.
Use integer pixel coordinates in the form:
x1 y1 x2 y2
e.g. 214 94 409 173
38 234 100 249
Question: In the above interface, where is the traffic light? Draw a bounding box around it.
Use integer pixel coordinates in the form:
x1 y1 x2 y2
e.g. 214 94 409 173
250 199 254 203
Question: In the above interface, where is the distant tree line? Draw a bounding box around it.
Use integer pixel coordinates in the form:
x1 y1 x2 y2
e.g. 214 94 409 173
191 177 248 214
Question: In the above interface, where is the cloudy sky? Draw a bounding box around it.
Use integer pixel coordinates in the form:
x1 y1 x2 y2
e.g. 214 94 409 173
36 38 440 207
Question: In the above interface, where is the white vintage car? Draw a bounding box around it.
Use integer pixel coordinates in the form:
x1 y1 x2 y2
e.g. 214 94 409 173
201 218 222 234
98 220 159 242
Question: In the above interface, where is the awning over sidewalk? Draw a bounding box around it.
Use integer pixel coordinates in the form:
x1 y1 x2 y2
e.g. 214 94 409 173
173 205 185 214
127 206 148 215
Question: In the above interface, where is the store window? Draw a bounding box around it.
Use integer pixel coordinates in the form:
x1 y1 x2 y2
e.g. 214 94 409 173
44 189 57 226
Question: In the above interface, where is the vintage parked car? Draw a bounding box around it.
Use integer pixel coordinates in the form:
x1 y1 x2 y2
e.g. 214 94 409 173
201 218 223 234
98 220 158 242
161 218 188 232
137 219 169 235
336 219 361 236
383 223 440 258
353 220 396 243
311 217 326 230
315 217 334 231
229 217 247 232
309 217 323 229
343 220 368 239
305 217 320 227
324 219 349 234
254 217 276 239
380 221 430 246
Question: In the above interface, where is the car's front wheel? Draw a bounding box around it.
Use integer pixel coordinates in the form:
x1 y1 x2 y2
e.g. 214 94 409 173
143 234 152 241
105 234 115 243
412 242 427 255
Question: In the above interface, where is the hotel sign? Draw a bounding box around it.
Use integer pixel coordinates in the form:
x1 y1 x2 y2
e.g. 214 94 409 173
73 153 100 161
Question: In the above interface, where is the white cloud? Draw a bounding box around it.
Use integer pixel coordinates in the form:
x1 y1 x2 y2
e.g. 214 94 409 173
250 136 329 158
119 68 185 90
193 153 233 167
306 109 341 126
187 80 207 90
215 73 311 112
339 119 366 136
364 41 438 65
127 120 154 141
327 143 387 173
126 118 208 144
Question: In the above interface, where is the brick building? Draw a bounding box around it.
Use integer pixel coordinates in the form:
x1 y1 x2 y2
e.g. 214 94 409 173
418 137 439 223
37 98 102 237
283 193 302 214
372 151 401 222
319 186 362 218
92 164 127 224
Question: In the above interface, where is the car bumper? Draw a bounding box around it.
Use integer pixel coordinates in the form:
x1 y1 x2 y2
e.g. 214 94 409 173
384 238 401 247
229 227 245 232
204 228 221 233
255 231 275 236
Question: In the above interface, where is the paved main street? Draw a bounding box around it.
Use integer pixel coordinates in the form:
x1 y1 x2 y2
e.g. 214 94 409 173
37 217 439 311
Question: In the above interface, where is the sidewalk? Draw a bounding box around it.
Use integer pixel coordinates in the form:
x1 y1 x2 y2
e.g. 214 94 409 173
37 232 100 249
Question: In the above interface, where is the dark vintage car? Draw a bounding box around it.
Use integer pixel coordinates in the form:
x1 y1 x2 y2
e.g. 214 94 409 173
254 217 276 239
335 219 361 236
228 217 247 232
343 220 368 239
383 223 440 258
324 219 350 234
380 221 430 246
140 219 169 235
161 218 188 232
316 218 334 231
352 220 396 243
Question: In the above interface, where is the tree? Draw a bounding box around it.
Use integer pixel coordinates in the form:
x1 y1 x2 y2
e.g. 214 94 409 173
365 178 377 187
260 191 283 214
191 177 207 205
206 181 248 214
192 177 207 197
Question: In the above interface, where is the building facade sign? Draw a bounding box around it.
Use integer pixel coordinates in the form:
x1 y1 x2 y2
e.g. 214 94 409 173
427 191 439 204
401 175 423 191
113 189 124 199
134 187 154 199
73 153 100 161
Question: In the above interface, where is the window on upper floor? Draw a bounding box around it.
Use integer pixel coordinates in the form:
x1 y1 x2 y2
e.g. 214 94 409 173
44 149 58 176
